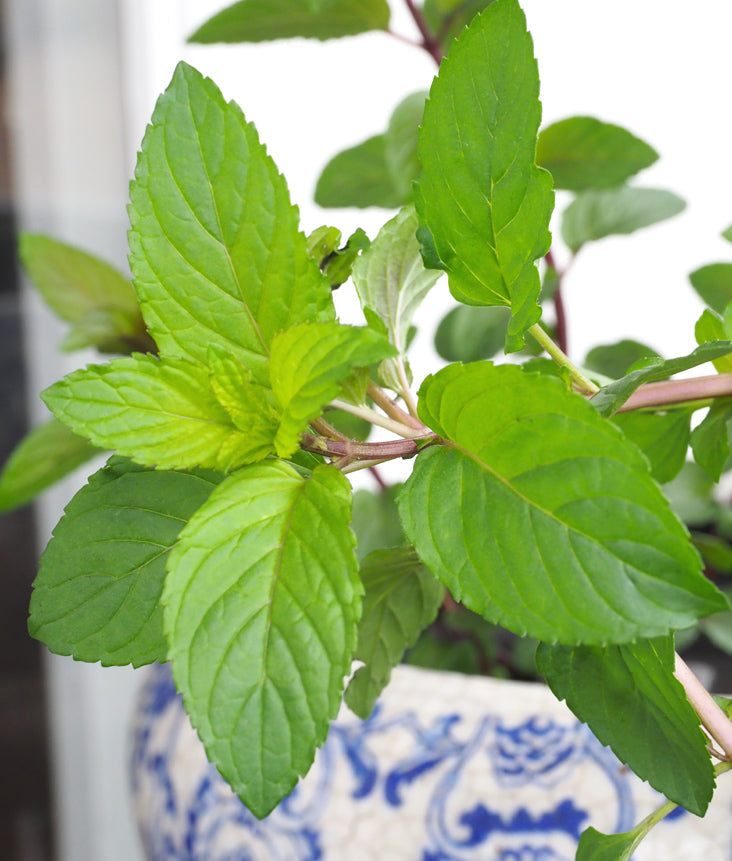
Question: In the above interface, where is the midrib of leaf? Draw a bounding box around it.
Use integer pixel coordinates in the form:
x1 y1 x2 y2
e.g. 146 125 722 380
174 96 270 358
449 440 652 633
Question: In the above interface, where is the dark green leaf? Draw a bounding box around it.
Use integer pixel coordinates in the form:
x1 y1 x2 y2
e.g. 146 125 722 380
0 419 101 512
690 399 732 482
163 461 360 818
662 462 719 528
384 91 426 202
399 363 726 644
561 186 685 252
351 485 405 561
189 0 390 43
345 547 444 718
591 342 732 416
42 354 270 471
584 339 661 380
536 637 715 815
693 533 732 574
29 458 220 666
129 62 332 386
423 0 496 45
269 322 394 456
536 116 657 191
415 0 554 352
315 135 406 209
317 136 403 210
435 305 511 362
689 263 732 314
612 410 691 483
575 827 642 861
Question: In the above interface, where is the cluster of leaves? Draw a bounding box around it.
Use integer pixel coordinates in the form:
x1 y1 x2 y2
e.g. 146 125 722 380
5 0 732 857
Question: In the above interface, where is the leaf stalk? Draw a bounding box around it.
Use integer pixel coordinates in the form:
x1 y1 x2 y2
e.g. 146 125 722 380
528 323 599 394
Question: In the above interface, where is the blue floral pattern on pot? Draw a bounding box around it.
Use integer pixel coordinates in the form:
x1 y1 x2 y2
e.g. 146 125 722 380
131 663 731 860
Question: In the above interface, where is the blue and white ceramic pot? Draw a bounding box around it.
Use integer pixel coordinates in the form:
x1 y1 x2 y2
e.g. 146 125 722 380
131 662 732 860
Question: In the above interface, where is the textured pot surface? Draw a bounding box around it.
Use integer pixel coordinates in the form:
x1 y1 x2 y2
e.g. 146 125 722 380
131 662 732 860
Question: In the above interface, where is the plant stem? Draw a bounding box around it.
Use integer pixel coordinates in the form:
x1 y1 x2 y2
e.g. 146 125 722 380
528 323 599 394
330 398 424 438
395 358 420 419
618 374 732 413
675 653 732 759
300 431 433 462
366 383 425 431
402 0 444 65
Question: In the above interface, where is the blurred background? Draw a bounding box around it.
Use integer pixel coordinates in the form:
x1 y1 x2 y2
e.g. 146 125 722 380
0 1 730 858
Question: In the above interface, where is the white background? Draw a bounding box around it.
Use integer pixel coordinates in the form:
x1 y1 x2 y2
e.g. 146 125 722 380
5 1 732 858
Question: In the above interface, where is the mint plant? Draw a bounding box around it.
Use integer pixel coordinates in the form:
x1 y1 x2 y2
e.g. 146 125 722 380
6 0 732 856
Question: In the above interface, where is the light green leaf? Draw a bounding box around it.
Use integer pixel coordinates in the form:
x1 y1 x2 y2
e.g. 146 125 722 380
584 339 661 380
536 637 715 815
399 363 726 644
41 354 270 471
612 410 691 483
345 547 444 719
0 418 101 512
434 305 510 362
29 458 220 666
189 0 390 43
384 92 426 202
129 62 332 386
352 206 442 356
689 263 732 315
315 135 406 209
722 224 732 244
270 322 394 456
561 186 685 252
163 461 361 818
694 310 732 372
19 234 145 353
591 342 732 416
690 399 732 482
415 0 554 352
536 116 657 191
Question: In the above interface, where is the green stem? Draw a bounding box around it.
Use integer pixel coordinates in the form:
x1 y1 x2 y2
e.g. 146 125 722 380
329 399 425 438
675 653 732 759
395 357 420 419
367 382 424 430
528 323 599 394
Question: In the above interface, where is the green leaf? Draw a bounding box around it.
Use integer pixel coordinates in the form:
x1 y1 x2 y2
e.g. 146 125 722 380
384 92 426 203
19 234 145 353
345 547 444 719
315 135 406 209
701 601 732 655
584 339 661 379
694 310 732 372
42 354 270 471
321 228 371 288
690 398 732 482
536 637 715 815
561 186 685 252
399 363 726 644
662 462 719 528
415 0 554 352
575 826 643 861
591 342 732 416
352 206 442 356
722 224 732 244
29 458 220 666
423 0 496 45
163 461 360 818
129 62 332 386
536 117 657 191
612 410 691 483
351 485 406 561
689 263 732 314
0 418 101 512
189 0 390 43
434 305 510 362
270 322 394 456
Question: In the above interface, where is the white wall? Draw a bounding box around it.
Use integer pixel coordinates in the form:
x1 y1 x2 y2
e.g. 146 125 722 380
4 1 732 859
